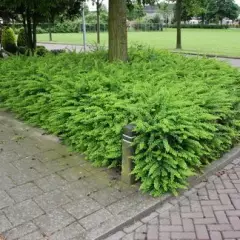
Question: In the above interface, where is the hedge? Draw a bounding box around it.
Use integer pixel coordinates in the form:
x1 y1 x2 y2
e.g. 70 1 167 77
0 48 239 196
1 26 17 53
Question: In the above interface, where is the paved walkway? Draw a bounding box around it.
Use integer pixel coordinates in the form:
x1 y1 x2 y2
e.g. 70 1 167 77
107 159 240 240
0 112 160 240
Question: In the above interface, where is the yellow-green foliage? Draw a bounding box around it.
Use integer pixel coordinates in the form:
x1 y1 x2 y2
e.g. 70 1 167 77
1 26 17 54
17 28 27 47
0 48 239 196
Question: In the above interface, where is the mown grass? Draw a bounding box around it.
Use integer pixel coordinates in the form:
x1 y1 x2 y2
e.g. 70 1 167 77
37 28 240 57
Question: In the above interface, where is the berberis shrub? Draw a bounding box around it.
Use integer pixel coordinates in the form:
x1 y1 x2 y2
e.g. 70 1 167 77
0 48 239 196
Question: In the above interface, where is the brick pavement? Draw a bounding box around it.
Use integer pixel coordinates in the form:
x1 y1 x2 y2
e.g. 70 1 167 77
107 158 240 240
0 112 161 240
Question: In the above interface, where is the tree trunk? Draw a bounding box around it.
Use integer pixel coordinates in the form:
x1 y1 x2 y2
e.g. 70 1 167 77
176 0 182 49
96 1 101 44
26 8 33 52
108 0 128 62
48 20 52 42
32 15 37 49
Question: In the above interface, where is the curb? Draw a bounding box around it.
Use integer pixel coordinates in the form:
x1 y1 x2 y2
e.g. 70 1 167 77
172 51 240 60
96 145 240 240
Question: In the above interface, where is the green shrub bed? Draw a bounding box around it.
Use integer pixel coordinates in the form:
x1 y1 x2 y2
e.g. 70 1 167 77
0 48 239 196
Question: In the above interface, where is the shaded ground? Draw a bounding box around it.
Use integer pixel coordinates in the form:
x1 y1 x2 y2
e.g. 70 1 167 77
107 158 240 240
0 111 160 240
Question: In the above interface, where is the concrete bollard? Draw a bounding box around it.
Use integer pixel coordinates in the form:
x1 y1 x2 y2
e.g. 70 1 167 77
121 124 135 185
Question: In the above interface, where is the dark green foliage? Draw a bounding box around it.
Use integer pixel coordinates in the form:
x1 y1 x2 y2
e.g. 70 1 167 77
35 46 49 56
0 48 239 196
1 26 17 54
17 28 27 47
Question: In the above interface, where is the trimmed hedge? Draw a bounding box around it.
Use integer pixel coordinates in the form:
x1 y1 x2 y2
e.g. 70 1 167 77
1 27 17 54
0 48 239 196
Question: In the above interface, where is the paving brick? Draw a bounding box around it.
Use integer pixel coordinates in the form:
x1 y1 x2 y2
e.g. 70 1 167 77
213 204 235 211
194 217 217 224
229 217 240 230
79 209 112 230
18 231 43 240
195 225 209 240
171 232 196 239
7 182 43 202
181 212 203 218
34 208 75 235
0 190 14 210
49 222 84 240
0 214 12 233
208 224 232 231
223 231 240 238
34 174 67 192
4 199 44 226
215 210 229 224
182 218 194 232
170 212 181 225
34 189 71 212
147 225 158 240
159 225 183 232
63 197 102 219
134 232 146 240
202 206 214 218
4 222 38 240
159 218 170 225
232 199 240 210
201 200 221 206
226 210 240 217
209 231 223 240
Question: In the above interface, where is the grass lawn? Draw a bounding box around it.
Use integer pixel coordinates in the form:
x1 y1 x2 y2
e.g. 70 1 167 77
37 28 240 57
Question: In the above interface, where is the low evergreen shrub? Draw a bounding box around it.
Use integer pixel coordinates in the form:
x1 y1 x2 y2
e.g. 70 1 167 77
1 26 17 54
0 48 239 196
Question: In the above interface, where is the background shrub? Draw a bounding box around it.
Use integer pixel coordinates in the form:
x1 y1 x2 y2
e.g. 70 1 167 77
0 48 239 196
1 26 17 54
17 28 27 47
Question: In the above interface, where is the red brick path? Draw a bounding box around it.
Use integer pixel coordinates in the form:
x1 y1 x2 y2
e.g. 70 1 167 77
107 158 240 240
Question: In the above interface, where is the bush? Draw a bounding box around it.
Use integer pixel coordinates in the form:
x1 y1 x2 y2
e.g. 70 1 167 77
35 46 49 56
1 26 17 54
0 48 239 196
17 28 27 47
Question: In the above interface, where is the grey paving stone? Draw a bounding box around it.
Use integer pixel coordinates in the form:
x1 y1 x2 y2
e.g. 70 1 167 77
18 231 44 240
0 190 14 210
0 151 19 163
10 168 42 185
90 187 122 206
34 189 71 212
4 199 44 226
79 209 113 230
33 150 62 163
7 182 43 202
63 197 101 219
49 222 84 240
34 208 75 235
0 175 16 191
57 166 91 182
4 222 38 240
104 231 126 240
35 174 67 192
60 180 98 200
0 214 12 233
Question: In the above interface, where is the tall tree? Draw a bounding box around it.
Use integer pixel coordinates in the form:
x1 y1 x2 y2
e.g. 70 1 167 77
175 0 182 49
108 0 128 62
